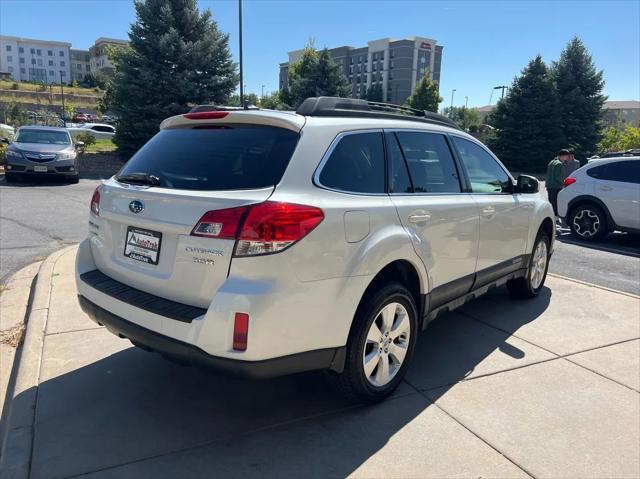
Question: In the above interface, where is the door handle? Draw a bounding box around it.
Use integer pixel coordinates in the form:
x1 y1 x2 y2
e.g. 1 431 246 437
481 206 496 216
408 213 431 223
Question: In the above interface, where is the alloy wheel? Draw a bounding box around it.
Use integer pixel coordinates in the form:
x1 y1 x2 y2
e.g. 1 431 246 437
573 209 600 238
530 240 548 290
363 302 411 387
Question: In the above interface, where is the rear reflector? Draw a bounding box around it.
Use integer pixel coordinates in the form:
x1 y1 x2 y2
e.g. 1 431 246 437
90 186 101 216
563 177 577 187
191 201 324 256
183 111 229 120
233 313 249 351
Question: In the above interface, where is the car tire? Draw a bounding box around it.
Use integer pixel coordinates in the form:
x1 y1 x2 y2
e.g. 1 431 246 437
4 172 19 183
507 231 550 299
568 204 607 241
329 282 418 403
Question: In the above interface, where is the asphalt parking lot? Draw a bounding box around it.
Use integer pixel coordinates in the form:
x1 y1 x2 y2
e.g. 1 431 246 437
1 174 638 294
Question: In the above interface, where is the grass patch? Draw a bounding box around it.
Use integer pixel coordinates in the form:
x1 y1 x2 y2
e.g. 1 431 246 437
84 138 117 153
0 80 102 97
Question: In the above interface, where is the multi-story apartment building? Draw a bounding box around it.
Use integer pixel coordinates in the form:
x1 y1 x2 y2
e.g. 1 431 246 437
279 36 443 105
70 49 91 82
0 35 71 84
90 37 128 77
0 35 128 84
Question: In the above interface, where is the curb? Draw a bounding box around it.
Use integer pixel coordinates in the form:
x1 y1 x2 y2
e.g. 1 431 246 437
547 272 640 299
0 246 76 479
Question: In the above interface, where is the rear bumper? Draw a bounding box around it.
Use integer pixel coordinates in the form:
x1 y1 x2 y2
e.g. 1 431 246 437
78 294 345 379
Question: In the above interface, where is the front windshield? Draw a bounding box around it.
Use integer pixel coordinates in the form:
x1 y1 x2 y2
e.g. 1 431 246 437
15 129 71 145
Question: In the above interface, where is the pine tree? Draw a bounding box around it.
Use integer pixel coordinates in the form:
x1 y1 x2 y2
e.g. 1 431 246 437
405 72 442 112
105 0 237 153
287 43 350 108
488 55 565 172
552 37 607 159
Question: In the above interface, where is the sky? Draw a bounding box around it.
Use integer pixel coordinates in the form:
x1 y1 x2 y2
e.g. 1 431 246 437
1 0 638 108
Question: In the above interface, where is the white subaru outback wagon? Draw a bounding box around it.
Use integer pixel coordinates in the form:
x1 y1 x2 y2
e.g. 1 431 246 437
76 97 554 402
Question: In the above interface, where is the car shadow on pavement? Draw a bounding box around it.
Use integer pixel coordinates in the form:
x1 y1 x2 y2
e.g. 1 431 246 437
555 230 640 258
8 286 552 478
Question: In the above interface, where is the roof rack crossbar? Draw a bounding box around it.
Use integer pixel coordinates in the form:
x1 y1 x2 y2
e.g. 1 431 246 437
295 97 460 130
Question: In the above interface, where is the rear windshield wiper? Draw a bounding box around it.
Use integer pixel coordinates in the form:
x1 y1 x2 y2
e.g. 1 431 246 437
115 172 161 186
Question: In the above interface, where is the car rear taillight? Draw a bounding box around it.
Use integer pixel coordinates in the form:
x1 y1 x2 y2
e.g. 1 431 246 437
564 177 577 187
191 201 324 256
191 206 248 239
90 186 101 216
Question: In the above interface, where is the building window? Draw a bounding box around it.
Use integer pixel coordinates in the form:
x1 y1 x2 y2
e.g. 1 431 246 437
77 63 82 69
380 52 384 60
5 45 11 52
8 66 13 72
59 50 64 57
389 71 394 80
30 48 35 54
349 65 353 74
20 68 26 74
6 55 12 62
49 70 54 76
37 59 42 66
390 50 394 58
37 49 42 55
364 65 367 73
86 65 90 72
350 58 354 64
19 47 24 53
358 56 362 63
47 50 52 56
19 57 25 64
372 64 376 71
31 59 36 65
48 60 53 66
61 71 66 76
390 60 395 69
373 52 377 60
60 61 65 66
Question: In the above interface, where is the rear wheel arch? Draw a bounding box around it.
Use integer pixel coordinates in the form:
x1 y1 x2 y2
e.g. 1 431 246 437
349 260 423 339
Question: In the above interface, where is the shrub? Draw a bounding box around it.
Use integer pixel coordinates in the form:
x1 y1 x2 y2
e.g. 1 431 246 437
75 132 96 148
10 82 19 90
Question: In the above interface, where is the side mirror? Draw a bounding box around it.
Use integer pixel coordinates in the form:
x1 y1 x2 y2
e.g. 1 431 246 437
75 141 85 148
515 174 539 194
0 138 9 144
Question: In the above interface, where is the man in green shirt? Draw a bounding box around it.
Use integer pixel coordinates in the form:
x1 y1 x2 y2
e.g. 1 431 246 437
547 148 580 218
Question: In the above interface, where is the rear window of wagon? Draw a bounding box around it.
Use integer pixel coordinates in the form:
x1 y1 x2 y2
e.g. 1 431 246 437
117 125 300 191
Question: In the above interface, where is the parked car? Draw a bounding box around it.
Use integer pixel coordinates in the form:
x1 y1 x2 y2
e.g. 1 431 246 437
3 126 83 183
75 97 554 403
72 113 90 123
67 123 116 140
0 123 15 141
558 156 640 240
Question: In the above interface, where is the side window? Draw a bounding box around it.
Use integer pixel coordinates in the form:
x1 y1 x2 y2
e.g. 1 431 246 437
386 132 412 193
395 131 461 193
319 132 385 194
451 136 511 193
587 161 640 184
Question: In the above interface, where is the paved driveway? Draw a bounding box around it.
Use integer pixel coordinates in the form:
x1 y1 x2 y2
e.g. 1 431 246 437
4 247 638 478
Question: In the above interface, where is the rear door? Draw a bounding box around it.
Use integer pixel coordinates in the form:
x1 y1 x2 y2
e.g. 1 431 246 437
449 135 532 280
388 130 479 306
588 160 640 230
90 124 299 308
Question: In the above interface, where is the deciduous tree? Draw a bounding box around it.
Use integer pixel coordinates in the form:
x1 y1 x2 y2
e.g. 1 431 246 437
405 72 441 112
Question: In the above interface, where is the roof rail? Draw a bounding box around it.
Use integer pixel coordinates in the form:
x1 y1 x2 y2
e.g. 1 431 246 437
296 97 460 130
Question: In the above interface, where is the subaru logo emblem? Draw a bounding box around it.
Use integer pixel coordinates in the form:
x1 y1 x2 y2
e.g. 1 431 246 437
129 200 144 214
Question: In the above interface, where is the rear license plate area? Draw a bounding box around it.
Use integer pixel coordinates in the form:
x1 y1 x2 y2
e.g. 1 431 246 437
124 226 162 265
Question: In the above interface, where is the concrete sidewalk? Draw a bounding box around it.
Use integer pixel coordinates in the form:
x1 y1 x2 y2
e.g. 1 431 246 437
1 246 639 479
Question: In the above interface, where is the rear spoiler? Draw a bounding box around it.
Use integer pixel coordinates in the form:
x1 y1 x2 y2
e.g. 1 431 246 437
160 110 305 133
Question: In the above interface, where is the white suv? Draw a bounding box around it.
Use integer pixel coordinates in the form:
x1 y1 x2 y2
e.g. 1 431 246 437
558 157 640 241
76 97 555 402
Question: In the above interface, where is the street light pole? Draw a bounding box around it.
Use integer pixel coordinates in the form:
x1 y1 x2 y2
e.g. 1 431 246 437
238 0 244 109
261 84 265 99
465 96 468 109
60 71 66 127
449 89 456 117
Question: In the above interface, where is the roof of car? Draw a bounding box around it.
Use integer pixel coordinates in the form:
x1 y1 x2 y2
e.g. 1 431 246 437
585 156 640 166
80 123 115 128
18 126 70 132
